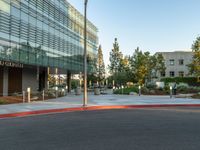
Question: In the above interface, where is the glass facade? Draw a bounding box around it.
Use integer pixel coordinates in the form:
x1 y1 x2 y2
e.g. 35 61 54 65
0 0 98 73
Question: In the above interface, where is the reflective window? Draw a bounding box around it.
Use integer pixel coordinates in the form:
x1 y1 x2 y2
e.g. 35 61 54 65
0 0 98 72
0 0 10 13
169 59 175 66
29 16 36 25
37 20 43 29
21 11 29 22
170 71 175 77
0 32 9 39
179 59 184 65
179 71 184 77
11 6 20 18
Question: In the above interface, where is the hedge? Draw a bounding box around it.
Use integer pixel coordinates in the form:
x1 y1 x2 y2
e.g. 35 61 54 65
113 87 139 95
160 77 200 86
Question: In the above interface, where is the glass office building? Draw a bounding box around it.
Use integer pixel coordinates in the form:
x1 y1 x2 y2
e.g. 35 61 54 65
0 0 98 95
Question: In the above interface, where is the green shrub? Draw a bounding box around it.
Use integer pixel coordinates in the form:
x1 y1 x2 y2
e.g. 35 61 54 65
188 87 200 93
0 99 6 105
192 94 200 99
71 80 79 89
161 77 200 86
146 83 157 89
177 83 189 88
113 86 139 95
163 85 170 94
177 86 188 94
141 87 149 93
167 85 200 94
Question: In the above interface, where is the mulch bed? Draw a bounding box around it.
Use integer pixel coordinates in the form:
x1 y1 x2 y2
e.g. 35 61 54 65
0 95 63 105
0 96 23 104
191 94 200 99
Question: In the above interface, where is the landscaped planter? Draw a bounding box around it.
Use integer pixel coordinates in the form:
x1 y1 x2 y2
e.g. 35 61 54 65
94 88 100 95
75 88 81 95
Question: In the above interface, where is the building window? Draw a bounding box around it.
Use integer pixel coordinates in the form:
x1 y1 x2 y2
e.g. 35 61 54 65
169 59 175 66
160 72 166 77
0 1 10 14
179 71 184 77
179 59 184 65
170 71 175 77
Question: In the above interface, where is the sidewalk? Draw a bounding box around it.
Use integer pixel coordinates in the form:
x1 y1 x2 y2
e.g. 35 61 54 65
1 93 200 118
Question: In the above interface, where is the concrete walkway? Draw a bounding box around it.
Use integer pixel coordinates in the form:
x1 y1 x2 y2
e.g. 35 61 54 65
0 93 200 117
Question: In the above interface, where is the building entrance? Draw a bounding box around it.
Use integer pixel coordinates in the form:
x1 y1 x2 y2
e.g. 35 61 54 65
39 68 46 91
8 68 22 95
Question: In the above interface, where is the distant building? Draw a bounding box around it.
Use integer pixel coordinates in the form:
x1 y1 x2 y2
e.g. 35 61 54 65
156 51 193 79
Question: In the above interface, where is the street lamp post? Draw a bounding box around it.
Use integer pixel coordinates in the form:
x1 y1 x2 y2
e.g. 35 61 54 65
83 0 88 107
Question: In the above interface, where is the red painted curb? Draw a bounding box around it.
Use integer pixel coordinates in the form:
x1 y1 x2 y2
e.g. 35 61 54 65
1 104 200 119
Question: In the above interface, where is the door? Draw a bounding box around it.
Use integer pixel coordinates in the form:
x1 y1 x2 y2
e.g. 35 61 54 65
8 68 22 95
39 69 46 91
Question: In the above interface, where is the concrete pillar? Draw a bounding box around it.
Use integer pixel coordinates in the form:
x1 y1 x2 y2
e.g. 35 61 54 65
47 67 50 89
45 67 48 90
36 66 40 91
55 68 58 86
67 72 71 93
3 67 8 96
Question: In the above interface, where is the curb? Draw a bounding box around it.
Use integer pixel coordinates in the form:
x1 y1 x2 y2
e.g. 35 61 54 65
1 104 200 119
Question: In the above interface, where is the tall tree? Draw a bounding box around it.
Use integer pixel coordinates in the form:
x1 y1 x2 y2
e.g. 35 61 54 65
97 45 106 82
108 38 131 86
188 36 200 76
108 38 123 74
147 53 166 80
87 54 98 84
154 53 166 77
130 47 149 85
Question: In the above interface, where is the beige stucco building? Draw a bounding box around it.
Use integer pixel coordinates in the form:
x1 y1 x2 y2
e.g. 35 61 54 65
156 51 193 79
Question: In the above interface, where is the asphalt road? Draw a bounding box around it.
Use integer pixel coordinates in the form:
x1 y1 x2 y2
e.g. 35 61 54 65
0 107 200 150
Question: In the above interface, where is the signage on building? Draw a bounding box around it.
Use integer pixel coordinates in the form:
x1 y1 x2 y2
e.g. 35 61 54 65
0 61 23 68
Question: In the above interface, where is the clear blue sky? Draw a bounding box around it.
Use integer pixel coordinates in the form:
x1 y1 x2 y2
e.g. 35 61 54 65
67 0 200 66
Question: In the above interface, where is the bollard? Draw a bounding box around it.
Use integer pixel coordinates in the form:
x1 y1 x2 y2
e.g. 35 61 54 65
65 86 68 95
89 81 92 87
113 86 115 90
55 87 58 98
94 88 100 95
62 89 65 96
170 86 173 98
23 91 26 103
121 86 124 95
27 87 31 103
139 86 141 96
42 90 45 101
